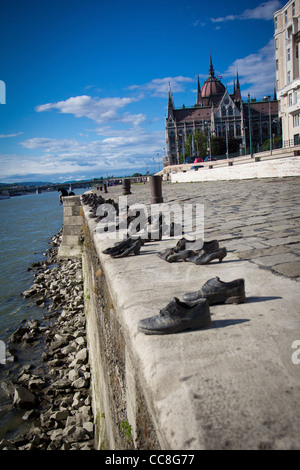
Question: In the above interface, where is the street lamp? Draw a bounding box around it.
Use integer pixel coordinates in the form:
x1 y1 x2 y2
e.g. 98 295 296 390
267 96 273 155
157 153 161 172
225 120 229 159
248 94 253 158
204 121 212 160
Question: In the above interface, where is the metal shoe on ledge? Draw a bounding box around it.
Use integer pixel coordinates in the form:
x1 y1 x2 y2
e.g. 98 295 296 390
182 277 246 305
110 237 142 258
186 247 227 265
102 237 142 258
137 297 211 335
102 237 133 255
175 238 219 253
157 239 220 263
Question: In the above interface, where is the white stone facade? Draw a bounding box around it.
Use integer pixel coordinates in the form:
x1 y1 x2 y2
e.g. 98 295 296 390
274 0 300 146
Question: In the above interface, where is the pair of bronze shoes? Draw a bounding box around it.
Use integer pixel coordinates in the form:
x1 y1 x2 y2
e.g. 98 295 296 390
157 238 227 265
138 277 246 335
102 237 142 258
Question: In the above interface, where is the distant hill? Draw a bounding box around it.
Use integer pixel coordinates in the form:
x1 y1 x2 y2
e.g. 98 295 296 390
0 181 54 187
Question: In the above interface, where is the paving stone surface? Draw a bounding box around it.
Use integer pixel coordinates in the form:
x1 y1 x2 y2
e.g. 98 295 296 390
104 176 300 281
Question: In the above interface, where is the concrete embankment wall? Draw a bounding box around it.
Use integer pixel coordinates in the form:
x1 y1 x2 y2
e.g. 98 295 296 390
170 155 300 183
58 195 161 449
81 219 160 450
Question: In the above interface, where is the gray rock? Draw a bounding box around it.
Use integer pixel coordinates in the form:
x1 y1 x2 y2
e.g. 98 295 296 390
68 369 80 382
50 409 69 422
63 425 88 443
22 409 40 421
83 421 94 435
49 428 64 442
0 439 17 450
28 377 46 392
72 377 88 389
9 326 29 343
1 380 15 398
13 386 36 410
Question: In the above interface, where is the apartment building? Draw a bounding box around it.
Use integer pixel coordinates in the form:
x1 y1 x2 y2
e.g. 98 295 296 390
274 0 300 146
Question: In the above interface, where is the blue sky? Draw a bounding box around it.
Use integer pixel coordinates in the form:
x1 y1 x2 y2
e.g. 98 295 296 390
0 0 283 183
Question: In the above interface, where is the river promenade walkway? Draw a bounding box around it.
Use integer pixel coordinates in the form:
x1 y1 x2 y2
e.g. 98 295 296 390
81 176 300 450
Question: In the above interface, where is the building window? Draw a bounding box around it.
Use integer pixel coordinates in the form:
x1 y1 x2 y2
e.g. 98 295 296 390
285 11 288 24
274 16 277 29
289 93 293 106
276 59 279 71
287 48 291 61
253 123 259 137
296 45 299 59
262 123 269 136
293 2 295 16
288 71 291 82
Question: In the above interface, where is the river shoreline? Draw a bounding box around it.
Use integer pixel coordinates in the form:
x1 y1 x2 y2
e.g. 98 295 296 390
0 229 95 450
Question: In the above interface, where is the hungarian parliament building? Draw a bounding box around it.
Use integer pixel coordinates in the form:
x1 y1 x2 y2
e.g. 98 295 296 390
165 56 281 165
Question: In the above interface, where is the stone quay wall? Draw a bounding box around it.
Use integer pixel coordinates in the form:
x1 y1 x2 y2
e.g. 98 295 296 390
58 195 83 260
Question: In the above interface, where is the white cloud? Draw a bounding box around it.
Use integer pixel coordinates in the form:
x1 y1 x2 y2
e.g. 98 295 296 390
211 0 282 23
224 39 276 98
126 76 194 97
11 126 165 180
36 95 146 126
0 132 23 138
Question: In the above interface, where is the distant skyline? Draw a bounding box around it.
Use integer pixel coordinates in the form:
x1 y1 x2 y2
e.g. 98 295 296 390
0 0 283 183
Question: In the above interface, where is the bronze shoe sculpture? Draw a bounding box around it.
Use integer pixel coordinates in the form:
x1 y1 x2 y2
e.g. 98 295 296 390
186 247 227 265
182 277 245 305
157 239 220 263
102 237 133 255
175 238 219 253
138 297 211 335
110 237 142 258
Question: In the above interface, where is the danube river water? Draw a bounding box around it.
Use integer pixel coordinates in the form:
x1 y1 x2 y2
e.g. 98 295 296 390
0 191 62 340
0 189 86 340
0 189 85 439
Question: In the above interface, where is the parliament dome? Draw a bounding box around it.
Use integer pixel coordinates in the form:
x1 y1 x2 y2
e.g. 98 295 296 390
201 55 226 97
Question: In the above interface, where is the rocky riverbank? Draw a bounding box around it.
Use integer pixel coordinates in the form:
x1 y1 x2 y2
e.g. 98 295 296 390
0 230 95 450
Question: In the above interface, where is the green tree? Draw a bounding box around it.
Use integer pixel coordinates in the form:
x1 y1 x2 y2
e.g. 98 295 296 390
210 135 226 156
262 136 282 151
210 135 241 157
184 131 207 158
